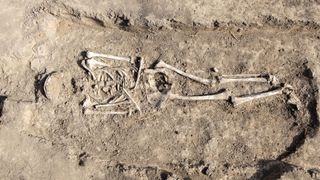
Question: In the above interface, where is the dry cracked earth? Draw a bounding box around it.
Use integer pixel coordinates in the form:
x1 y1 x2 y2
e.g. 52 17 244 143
0 0 320 179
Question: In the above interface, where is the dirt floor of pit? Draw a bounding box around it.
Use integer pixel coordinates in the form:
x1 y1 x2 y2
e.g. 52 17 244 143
0 0 320 180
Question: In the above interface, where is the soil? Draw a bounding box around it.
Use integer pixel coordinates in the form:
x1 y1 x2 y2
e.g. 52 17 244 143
0 0 320 179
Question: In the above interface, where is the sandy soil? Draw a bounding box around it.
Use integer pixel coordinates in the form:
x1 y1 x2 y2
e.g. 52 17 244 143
0 0 320 179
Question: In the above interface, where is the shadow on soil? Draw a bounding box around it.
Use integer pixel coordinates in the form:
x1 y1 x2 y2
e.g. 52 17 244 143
249 67 320 179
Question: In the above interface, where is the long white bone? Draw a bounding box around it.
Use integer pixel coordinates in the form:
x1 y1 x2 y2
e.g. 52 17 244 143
134 58 144 89
155 61 271 86
155 60 213 85
231 86 286 106
168 90 230 101
220 74 279 85
94 101 131 108
86 51 131 62
219 77 268 84
84 109 128 115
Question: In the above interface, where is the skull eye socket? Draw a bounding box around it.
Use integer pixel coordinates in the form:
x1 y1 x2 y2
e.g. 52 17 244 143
154 72 172 94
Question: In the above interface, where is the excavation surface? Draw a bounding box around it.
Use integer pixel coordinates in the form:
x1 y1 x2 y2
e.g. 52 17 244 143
0 0 320 179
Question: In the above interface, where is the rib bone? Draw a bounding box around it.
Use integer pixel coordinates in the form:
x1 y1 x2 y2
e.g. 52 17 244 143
86 58 109 69
231 86 285 106
86 51 131 62
81 58 109 80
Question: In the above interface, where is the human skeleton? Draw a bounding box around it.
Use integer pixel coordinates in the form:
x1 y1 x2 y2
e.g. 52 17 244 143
73 51 301 116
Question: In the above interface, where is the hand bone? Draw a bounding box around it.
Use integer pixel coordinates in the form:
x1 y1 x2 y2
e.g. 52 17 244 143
231 85 287 106
86 51 131 62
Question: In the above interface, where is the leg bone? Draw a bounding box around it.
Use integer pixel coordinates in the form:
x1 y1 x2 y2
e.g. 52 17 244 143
168 89 230 101
155 60 213 85
231 86 285 106
156 61 271 86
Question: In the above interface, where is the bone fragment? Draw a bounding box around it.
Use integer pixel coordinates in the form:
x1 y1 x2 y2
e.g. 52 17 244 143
282 84 302 110
86 51 131 62
267 75 280 86
144 68 167 74
82 95 98 108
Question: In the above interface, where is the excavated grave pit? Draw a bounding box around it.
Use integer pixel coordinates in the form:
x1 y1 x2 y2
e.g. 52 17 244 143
0 1 319 179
